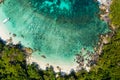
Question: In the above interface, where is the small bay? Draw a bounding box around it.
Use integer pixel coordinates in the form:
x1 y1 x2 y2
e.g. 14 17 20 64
0 0 110 71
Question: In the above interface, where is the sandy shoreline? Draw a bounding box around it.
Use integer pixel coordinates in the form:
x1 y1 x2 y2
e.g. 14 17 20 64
0 5 20 45
27 56 79 74
0 22 10 40
0 22 22 45
0 5 10 41
0 0 112 74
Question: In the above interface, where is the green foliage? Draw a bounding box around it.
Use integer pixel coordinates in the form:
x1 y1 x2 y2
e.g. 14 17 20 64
27 64 42 80
0 43 27 80
110 0 120 27
0 0 120 79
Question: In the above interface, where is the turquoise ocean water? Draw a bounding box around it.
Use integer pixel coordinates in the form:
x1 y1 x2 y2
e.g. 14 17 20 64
0 0 109 67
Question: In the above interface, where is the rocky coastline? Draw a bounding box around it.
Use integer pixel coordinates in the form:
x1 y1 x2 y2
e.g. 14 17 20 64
91 0 116 68
96 0 113 55
74 0 114 73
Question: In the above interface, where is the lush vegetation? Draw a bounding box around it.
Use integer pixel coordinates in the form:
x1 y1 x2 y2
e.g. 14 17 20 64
0 40 57 80
0 0 120 80
109 0 120 28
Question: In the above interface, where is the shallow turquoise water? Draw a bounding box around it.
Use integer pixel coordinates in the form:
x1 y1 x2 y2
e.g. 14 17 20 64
1 0 109 65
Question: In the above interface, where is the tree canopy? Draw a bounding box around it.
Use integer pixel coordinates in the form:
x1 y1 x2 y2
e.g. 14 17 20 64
0 0 120 79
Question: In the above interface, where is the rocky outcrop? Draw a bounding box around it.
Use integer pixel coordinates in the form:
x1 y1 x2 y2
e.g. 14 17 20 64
23 47 33 56
0 0 3 4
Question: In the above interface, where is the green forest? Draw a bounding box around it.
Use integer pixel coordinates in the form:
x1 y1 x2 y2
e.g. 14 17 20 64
0 0 120 80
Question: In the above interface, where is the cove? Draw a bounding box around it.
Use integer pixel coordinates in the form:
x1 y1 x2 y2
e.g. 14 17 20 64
0 0 109 70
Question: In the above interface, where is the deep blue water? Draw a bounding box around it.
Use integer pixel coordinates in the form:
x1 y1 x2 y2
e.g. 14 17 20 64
0 0 109 66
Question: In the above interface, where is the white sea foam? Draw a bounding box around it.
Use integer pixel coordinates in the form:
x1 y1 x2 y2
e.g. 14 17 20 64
97 0 111 5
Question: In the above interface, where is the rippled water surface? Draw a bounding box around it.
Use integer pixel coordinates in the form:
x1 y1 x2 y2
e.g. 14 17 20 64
0 0 109 66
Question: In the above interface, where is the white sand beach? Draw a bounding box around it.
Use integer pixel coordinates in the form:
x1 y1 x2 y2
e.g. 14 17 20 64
27 55 79 74
0 5 11 41
0 21 21 44
0 22 10 40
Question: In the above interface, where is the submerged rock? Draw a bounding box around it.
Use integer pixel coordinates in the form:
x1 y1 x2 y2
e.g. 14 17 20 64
41 55 46 58
12 33 16 37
